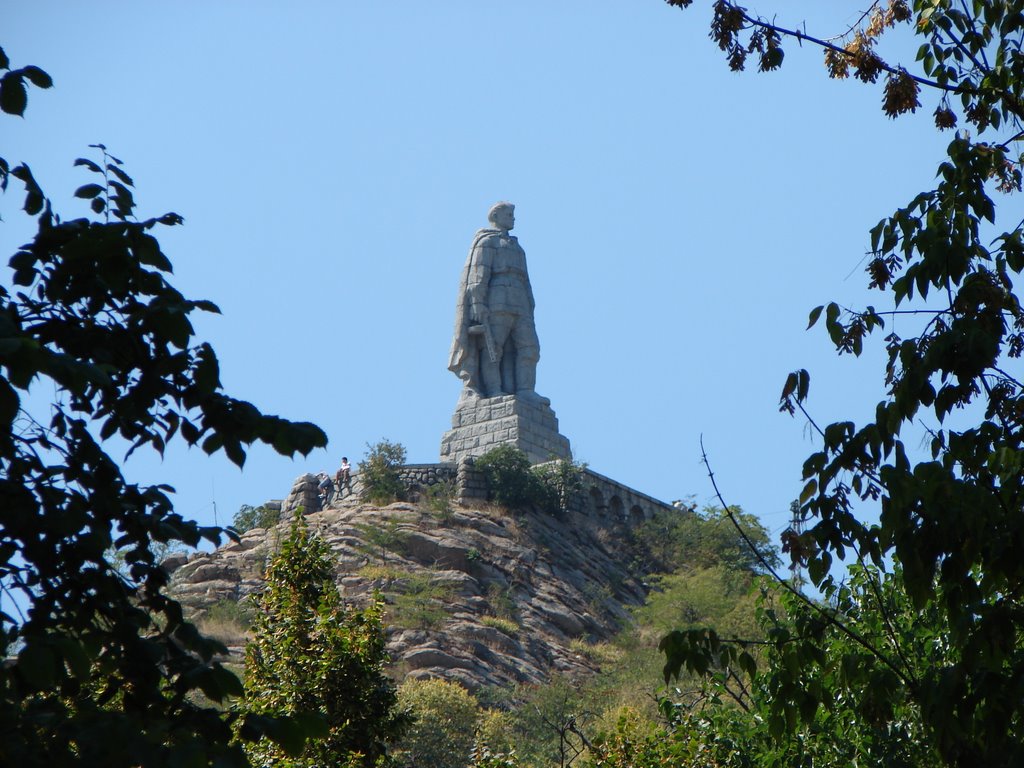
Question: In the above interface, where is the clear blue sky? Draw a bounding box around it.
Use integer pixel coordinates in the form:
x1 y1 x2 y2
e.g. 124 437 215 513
3 3 955 555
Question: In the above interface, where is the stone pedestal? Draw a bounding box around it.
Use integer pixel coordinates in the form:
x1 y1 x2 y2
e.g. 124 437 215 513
440 394 571 466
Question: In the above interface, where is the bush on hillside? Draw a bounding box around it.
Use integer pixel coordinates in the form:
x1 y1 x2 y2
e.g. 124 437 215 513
473 445 536 508
232 503 280 532
630 504 780 577
473 445 585 515
393 678 481 768
360 439 407 504
531 457 587 514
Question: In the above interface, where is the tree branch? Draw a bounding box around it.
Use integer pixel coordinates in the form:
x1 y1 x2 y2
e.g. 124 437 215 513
729 5 956 93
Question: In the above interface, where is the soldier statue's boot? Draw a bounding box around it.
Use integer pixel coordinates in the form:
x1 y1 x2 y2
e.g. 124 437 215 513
516 389 551 406
480 358 503 398
514 361 549 405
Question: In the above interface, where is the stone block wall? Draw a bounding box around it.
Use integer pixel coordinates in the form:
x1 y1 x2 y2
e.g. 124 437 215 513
393 463 457 502
456 459 490 502
440 393 571 466
280 473 322 517
571 467 674 522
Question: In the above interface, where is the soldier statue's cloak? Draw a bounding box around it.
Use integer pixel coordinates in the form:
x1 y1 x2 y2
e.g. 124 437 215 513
447 227 502 385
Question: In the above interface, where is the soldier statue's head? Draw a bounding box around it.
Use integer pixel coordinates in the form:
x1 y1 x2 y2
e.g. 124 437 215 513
487 201 515 231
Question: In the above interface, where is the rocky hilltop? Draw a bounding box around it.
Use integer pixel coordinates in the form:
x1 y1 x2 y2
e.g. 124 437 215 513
169 486 650 691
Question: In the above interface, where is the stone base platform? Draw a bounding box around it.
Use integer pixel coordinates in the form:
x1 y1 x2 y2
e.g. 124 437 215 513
440 393 571 466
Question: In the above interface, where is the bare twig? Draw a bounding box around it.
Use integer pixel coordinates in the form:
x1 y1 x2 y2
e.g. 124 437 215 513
823 1 882 43
850 540 920 688
699 436 916 690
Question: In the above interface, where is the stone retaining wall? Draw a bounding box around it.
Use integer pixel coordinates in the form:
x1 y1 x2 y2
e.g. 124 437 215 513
279 459 672 525
572 466 674 522
394 463 457 502
453 461 674 521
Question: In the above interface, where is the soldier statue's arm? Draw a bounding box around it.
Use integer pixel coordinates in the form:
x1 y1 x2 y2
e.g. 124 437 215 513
526 265 536 313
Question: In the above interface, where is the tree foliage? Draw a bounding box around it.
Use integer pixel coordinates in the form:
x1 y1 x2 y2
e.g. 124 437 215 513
0 45 52 123
473 445 536 508
232 503 281 533
444 501 780 767
354 517 411 565
0 47 327 767
393 678 480 768
660 1 1024 764
473 445 586 515
359 438 407 504
631 504 780 577
241 514 405 767
651 571 942 768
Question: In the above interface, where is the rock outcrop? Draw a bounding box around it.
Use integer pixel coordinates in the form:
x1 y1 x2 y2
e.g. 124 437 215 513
170 496 648 691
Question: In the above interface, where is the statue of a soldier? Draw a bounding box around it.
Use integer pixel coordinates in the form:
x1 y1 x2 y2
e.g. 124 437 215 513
448 202 541 400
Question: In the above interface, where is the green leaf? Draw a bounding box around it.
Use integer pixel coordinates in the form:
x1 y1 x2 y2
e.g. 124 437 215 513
738 650 758 677
157 212 184 226
799 479 817 504
181 419 201 444
798 690 819 723
74 183 105 199
53 637 92 679
131 232 171 270
192 299 221 314
0 72 27 116
781 372 798 400
0 47 9 70
0 379 20 427
258 715 310 757
201 434 223 454
658 630 686 682
797 369 810 401
11 163 44 214
74 157 103 173
19 65 52 89
107 163 134 186
291 711 330 740
193 344 221 394
224 439 246 468
99 417 119 441
807 551 831 586
194 664 243 701
807 305 824 329
17 640 57 690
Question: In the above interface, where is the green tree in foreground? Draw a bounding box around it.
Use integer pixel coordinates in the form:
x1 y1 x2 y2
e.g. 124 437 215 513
660 1 1024 764
0 48 327 767
604 570 937 768
393 678 480 768
241 514 406 767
